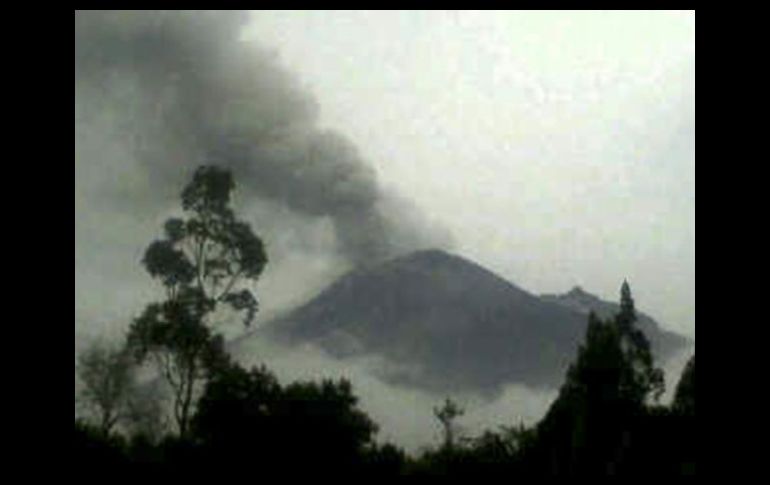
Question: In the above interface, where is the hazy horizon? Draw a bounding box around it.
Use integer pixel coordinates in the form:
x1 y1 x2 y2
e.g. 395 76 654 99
244 10 694 338
75 10 694 450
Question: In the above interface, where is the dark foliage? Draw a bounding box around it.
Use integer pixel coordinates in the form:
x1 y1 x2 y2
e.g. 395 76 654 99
74 420 129 467
126 166 266 436
191 361 379 475
75 280 695 477
673 355 695 416
76 168 694 476
516 283 693 477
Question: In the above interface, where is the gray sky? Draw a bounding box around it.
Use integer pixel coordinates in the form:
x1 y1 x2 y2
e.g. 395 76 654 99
75 10 694 448
244 10 695 337
75 10 694 339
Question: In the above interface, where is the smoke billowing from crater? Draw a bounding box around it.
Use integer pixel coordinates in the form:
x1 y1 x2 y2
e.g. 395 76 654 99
75 10 452 268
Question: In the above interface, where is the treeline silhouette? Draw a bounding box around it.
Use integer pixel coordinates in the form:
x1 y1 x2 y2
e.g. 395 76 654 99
74 167 694 476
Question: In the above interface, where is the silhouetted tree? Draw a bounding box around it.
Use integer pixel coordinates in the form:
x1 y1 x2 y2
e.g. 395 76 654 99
192 363 379 474
615 280 665 403
530 282 667 476
364 443 409 476
192 361 281 459
277 378 379 472
434 397 464 451
74 420 129 467
127 165 267 437
76 340 135 435
460 423 537 476
673 355 695 416
128 297 228 438
532 312 626 475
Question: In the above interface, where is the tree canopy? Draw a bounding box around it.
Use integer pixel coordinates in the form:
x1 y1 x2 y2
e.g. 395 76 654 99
127 165 267 437
673 355 695 416
75 167 695 476
527 282 670 476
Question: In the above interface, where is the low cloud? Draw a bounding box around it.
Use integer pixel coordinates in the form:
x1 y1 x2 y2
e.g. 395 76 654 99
233 331 557 452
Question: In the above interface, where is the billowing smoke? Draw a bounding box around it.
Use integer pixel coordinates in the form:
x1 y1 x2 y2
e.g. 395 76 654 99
75 10 451 268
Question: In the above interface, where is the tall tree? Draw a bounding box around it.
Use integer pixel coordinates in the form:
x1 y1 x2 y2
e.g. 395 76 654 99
127 165 267 437
672 355 695 416
143 165 266 324
538 312 627 475
532 282 667 475
615 281 665 403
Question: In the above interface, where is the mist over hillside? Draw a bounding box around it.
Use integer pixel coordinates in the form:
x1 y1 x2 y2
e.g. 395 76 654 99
228 255 693 452
75 11 694 473
235 249 688 396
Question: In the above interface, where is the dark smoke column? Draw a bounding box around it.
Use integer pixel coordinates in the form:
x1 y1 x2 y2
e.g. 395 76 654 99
75 10 452 268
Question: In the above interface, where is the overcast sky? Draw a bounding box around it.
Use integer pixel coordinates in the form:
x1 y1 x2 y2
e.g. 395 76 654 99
75 11 693 344
75 10 694 448
243 11 695 337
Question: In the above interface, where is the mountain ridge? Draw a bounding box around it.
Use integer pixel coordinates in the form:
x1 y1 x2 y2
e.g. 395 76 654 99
235 249 688 394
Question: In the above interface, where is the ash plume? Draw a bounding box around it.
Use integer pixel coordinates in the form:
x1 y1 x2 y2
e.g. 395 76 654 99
75 10 451 268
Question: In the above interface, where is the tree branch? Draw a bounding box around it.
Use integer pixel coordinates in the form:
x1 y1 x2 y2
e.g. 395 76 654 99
217 269 244 302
